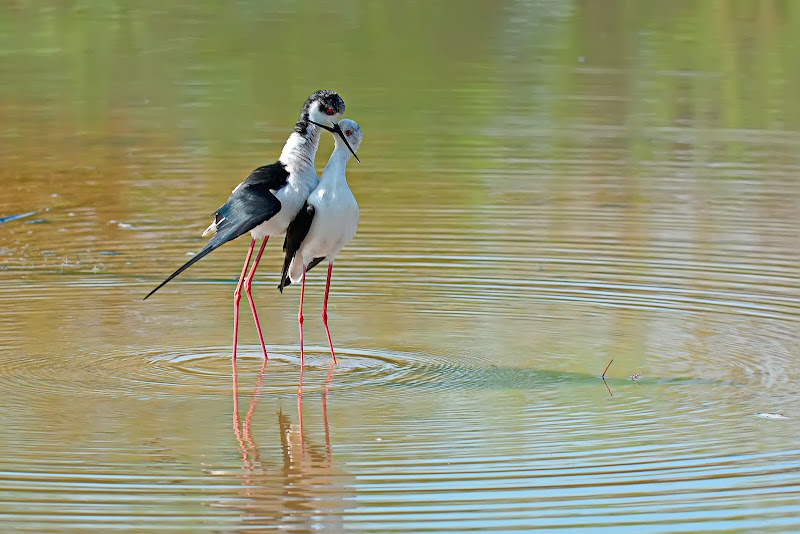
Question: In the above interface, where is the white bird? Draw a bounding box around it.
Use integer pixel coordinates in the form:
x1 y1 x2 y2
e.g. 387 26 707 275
144 90 359 363
278 119 364 366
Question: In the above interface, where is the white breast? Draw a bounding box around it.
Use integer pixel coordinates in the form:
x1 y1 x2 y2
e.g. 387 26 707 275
249 160 318 240
299 185 359 264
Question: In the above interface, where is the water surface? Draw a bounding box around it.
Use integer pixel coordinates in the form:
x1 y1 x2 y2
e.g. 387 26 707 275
2 1 800 532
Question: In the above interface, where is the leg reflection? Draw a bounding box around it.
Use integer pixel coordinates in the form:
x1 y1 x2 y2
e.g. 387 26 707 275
322 361 334 463
227 362 347 530
232 357 268 494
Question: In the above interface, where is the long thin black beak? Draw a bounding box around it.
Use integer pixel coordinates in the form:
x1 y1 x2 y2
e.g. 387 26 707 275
309 120 360 162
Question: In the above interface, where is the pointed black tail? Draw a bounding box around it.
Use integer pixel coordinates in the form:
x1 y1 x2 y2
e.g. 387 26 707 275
277 274 292 293
277 256 325 293
277 203 315 294
143 232 234 300
277 241 294 294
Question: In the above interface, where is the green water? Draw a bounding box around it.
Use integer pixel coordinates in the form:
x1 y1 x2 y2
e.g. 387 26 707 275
2 1 800 532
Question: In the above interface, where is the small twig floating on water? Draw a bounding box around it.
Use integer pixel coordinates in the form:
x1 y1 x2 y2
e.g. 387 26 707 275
601 358 613 378
601 358 613 397
599 359 646 396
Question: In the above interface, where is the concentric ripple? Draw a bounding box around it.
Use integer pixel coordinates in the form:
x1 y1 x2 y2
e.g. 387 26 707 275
4 3 800 531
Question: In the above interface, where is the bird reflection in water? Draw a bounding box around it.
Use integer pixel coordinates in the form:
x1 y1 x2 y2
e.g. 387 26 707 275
228 360 349 531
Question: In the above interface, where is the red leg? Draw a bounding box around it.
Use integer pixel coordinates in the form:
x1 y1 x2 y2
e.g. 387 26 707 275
232 239 257 362
298 265 306 368
321 263 337 364
243 237 269 361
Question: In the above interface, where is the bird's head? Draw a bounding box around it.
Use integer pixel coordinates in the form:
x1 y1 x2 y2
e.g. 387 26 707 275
306 89 346 129
333 119 363 159
309 117 362 162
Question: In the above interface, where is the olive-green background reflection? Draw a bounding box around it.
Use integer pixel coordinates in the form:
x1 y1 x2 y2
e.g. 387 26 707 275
2 1 800 532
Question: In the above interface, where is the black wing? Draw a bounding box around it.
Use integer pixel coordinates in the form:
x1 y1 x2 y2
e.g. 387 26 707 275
277 202 315 293
241 162 291 189
211 162 290 238
143 162 289 300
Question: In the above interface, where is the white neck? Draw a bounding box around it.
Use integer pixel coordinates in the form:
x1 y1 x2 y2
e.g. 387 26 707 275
320 142 353 186
279 123 322 176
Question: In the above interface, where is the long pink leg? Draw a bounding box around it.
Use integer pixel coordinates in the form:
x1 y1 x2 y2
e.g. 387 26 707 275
243 237 269 361
232 239 257 362
297 265 307 368
321 263 338 364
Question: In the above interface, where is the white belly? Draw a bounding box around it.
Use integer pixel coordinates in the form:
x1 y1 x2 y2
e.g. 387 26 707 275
300 195 358 263
250 174 316 239
287 186 359 282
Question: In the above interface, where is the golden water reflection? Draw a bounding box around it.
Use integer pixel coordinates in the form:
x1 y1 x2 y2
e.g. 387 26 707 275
226 360 349 532
2 1 800 531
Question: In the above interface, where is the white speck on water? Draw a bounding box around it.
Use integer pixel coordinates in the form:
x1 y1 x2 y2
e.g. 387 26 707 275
118 222 133 229
755 413 789 420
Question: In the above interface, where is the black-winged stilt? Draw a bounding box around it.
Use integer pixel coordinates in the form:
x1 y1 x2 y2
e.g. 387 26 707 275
144 90 358 362
278 119 363 366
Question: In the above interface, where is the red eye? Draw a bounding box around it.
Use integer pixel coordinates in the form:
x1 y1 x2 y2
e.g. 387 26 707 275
326 108 333 115
345 129 352 136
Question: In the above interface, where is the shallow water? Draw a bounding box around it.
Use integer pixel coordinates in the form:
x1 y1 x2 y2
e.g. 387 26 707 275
2 1 800 532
